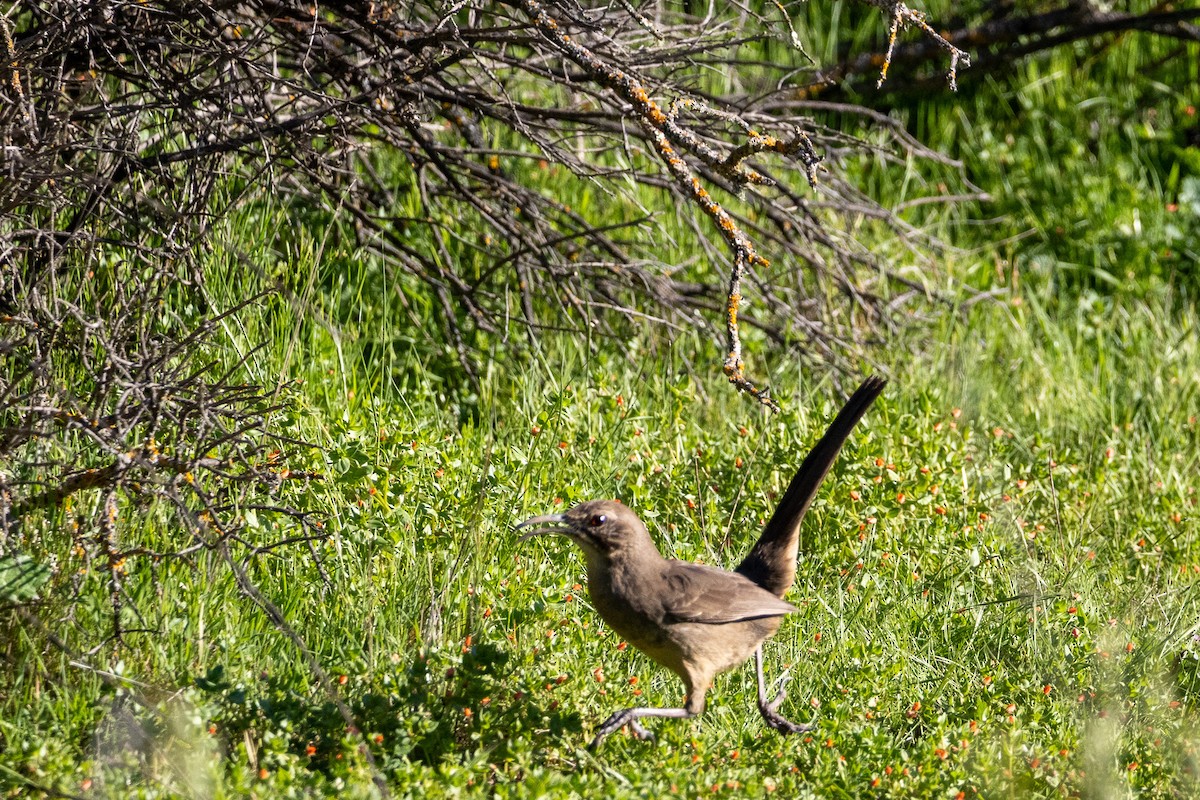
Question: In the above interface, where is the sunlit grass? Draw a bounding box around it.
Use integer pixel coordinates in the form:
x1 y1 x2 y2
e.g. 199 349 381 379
8 265 1197 797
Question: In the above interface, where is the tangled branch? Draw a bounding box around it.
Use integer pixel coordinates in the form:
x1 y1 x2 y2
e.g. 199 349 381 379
512 0 966 405
805 1 1198 99
3 0 979 408
0 226 324 642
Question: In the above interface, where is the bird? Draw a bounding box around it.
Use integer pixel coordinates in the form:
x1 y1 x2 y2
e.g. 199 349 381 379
516 376 886 748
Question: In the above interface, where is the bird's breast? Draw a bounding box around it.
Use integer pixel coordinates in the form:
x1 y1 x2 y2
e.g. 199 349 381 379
586 564 681 658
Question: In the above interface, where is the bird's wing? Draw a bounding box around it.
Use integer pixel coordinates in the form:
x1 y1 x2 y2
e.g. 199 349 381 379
659 561 798 624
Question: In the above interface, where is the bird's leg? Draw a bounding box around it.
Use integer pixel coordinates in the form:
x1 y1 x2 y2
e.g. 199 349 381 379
589 706 695 749
754 645 815 734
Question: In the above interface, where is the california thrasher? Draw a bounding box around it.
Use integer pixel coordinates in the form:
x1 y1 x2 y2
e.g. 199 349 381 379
517 376 886 748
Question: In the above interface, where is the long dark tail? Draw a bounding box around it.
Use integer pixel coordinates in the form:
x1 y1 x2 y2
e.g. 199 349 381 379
736 376 887 598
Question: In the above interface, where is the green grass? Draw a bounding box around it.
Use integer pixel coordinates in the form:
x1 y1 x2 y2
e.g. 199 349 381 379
7 274 1198 798
4 4 1200 798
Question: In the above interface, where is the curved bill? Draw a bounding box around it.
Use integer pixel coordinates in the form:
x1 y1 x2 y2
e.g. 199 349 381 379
515 513 570 541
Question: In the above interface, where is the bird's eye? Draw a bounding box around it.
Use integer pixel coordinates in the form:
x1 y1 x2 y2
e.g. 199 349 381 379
589 514 606 527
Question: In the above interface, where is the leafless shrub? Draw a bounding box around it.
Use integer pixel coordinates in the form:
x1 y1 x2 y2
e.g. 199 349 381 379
4 1 974 404
2 0 328 641
0 259 324 644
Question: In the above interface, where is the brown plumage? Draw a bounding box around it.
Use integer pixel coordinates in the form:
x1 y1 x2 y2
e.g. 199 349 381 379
517 376 886 748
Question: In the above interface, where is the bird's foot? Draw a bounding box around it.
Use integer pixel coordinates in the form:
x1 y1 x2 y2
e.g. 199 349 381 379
758 688 815 735
629 718 655 741
761 707 814 735
589 709 655 750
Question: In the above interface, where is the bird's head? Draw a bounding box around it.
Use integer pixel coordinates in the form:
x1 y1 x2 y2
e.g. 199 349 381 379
516 499 652 563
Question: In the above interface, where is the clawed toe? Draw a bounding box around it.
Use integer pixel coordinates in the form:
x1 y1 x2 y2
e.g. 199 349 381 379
629 719 655 741
590 711 627 750
758 689 815 735
764 710 813 734
590 710 658 749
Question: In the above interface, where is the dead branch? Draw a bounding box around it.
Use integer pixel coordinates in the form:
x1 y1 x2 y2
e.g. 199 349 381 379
807 2 1200 99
